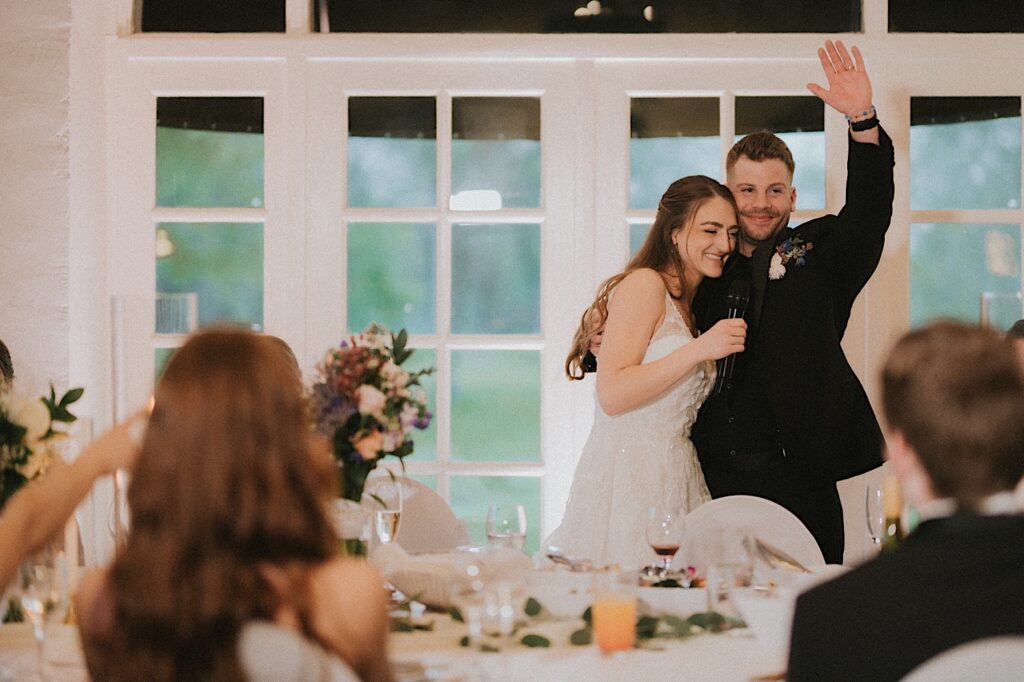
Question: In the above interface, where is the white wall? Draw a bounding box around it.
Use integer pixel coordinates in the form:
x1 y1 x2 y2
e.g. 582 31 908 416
0 0 72 396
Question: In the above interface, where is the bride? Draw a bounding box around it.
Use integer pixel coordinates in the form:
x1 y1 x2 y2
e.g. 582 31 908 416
545 175 746 568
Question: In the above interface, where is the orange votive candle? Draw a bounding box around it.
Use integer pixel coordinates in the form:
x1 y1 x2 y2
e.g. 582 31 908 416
883 474 902 519
592 597 636 653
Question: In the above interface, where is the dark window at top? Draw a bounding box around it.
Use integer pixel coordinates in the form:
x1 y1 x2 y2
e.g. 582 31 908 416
890 0 1024 32
142 0 285 32
316 0 860 34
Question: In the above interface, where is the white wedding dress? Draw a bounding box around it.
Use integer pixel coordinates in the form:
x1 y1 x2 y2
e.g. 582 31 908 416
544 291 714 569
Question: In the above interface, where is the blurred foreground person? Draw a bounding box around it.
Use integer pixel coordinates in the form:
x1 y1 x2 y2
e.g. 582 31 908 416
77 329 392 682
787 321 1024 682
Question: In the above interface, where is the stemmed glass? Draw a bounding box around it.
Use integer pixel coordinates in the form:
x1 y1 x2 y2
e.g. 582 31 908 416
371 480 403 548
485 504 527 551
645 505 684 574
16 544 69 682
865 484 885 550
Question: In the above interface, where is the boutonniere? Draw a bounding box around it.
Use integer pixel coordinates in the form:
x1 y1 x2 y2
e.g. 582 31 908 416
768 236 814 281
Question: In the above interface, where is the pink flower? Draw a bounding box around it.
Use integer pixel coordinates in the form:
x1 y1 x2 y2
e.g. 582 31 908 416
352 430 384 461
355 384 387 418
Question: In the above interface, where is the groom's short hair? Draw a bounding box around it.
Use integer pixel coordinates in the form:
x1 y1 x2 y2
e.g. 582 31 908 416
726 132 795 178
881 320 1024 509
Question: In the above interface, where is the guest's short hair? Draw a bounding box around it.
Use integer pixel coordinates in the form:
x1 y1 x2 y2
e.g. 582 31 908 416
726 132 796 178
881 321 1024 509
1007 318 1024 341
0 339 12 385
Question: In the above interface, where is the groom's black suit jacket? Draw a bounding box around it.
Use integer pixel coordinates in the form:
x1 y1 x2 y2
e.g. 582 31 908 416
692 128 895 489
787 512 1024 682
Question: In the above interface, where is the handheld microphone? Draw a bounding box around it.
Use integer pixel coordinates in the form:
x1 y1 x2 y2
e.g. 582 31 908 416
712 279 750 396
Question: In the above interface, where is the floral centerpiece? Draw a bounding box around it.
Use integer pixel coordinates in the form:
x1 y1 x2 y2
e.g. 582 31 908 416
0 384 83 510
310 324 433 503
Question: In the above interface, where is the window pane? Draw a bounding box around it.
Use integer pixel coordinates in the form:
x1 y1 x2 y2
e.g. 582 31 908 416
911 97 1021 210
910 223 1021 328
319 0 859 33
451 350 539 462
451 224 540 334
630 222 651 257
155 223 264 331
154 347 176 382
348 97 436 208
449 475 541 554
890 0 1024 32
630 98 719 209
347 223 436 335
408 474 437 490
451 98 540 210
403 349 437 461
156 98 264 208
142 0 285 32
736 96 824 210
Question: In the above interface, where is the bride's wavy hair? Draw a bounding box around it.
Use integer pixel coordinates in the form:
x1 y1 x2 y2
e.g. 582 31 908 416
94 329 337 682
565 175 737 380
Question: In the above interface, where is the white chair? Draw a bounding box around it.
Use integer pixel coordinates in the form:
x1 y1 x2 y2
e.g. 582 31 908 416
900 636 1024 682
680 495 825 572
363 475 470 554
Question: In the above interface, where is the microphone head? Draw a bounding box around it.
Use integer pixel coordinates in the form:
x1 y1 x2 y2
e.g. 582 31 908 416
725 279 750 311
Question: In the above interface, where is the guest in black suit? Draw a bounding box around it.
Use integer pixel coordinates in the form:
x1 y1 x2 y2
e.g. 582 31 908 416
691 40 894 564
787 321 1024 682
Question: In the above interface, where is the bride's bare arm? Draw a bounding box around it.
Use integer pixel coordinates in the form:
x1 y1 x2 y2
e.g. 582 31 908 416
596 269 745 416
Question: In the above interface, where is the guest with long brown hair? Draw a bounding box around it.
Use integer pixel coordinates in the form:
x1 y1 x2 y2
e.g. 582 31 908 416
76 328 392 682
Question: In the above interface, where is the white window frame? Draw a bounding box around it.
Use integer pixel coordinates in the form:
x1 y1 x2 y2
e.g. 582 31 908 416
72 0 1024 563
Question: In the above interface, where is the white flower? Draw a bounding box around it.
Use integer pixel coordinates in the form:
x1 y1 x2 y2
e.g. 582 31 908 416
380 361 409 389
6 393 51 443
768 252 787 280
381 429 405 452
355 384 388 419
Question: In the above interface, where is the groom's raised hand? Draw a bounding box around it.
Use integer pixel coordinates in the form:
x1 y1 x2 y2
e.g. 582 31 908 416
806 40 879 145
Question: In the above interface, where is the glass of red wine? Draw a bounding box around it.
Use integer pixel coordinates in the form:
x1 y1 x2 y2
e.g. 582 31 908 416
645 505 684 575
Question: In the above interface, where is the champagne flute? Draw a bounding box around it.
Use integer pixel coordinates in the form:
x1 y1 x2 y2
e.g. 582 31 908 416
865 484 885 550
645 505 684 574
485 504 527 551
17 545 69 681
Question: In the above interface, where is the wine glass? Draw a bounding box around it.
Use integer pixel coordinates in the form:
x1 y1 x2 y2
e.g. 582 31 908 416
645 505 684 574
485 504 527 551
865 484 885 550
16 545 69 681
370 481 403 547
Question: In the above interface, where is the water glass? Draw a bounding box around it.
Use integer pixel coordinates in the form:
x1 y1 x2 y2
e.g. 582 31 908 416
370 481 403 547
865 484 885 549
485 504 527 551
16 545 70 681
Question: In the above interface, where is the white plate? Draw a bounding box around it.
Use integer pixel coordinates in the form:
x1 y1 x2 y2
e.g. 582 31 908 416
637 586 708 617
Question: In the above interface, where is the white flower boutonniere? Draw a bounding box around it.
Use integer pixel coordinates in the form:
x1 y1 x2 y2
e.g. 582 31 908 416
768 252 786 280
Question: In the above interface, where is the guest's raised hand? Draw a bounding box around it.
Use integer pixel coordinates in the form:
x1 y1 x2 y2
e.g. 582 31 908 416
806 40 873 118
696 318 746 361
86 409 148 475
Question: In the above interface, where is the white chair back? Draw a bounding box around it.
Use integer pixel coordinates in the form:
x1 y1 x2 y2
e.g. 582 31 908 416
363 475 470 554
900 636 1024 682
680 495 825 572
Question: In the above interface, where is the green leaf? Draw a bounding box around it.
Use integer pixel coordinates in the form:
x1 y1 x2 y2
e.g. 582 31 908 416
662 615 696 638
687 611 727 631
59 387 84 407
569 628 592 646
479 643 500 653
448 606 463 623
520 634 550 648
581 606 592 625
635 615 661 640
459 636 470 647
524 597 543 617
651 578 683 588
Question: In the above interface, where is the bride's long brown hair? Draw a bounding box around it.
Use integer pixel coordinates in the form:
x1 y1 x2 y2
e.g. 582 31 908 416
92 329 337 682
565 175 737 379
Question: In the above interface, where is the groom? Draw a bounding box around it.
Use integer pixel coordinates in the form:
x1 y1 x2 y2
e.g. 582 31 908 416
691 41 894 564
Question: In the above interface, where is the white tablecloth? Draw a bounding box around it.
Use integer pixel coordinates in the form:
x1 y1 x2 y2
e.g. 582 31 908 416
0 610 787 682
390 615 786 682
